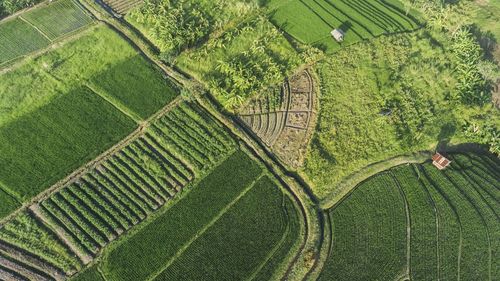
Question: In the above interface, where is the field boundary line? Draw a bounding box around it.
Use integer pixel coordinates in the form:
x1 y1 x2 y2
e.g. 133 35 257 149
146 173 265 281
84 83 141 123
419 166 463 281
390 171 412 280
321 151 431 210
0 180 22 205
17 15 53 42
412 164 441 280
442 171 493 281
245 194 292 281
0 96 183 227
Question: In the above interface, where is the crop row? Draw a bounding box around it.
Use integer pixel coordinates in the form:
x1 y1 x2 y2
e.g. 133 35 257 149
0 212 81 280
1 101 238 271
321 152 498 280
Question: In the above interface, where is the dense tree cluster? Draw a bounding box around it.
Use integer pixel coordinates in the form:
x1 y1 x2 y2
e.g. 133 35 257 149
0 0 41 18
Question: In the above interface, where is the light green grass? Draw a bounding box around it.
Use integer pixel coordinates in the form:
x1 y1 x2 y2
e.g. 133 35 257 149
0 17 50 65
268 0 420 53
21 0 93 40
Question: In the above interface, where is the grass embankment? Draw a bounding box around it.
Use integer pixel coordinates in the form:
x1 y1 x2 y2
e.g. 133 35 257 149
319 152 499 280
0 25 178 203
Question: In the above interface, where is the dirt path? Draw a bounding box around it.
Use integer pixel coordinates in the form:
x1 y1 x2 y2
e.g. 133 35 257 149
391 172 412 280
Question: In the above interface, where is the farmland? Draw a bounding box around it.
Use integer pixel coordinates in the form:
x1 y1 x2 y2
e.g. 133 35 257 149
268 0 420 52
99 149 301 281
320 152 499 280
0 0 93 65
0 24 179 203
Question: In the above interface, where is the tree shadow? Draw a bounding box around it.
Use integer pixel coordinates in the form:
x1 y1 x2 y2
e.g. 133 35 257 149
436 122 456 151
470 24 498 62
339 21 353 34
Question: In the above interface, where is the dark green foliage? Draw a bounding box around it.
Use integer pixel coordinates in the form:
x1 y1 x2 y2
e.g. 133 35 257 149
320 153 499 280
0 87 136 200
319 173 407 280
392 165 438 280
102 150 262 281
71 265 104 281
154 176 291 281
0 0 42 16
127 0 258 55
90 55 179 119
0 189 19 220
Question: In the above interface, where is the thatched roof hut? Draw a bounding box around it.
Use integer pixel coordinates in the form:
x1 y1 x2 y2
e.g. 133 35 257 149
331 29 345 42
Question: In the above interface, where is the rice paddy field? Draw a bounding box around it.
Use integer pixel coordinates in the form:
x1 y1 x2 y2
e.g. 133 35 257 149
0 24 179 204
319 152 499 280
266 0 421 52
0 0 93 65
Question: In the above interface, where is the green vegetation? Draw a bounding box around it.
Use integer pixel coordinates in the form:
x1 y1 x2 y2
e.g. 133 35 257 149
71 265 104 281
320 152 499 280
0 188 20 220
0 212 82 273
319 173 407 280
177 16 303 109
89 55 178 119
0 0 93 65
303 28 499 198
102 150 262 280
0 24 179 203
35 100 237 257
0 86 135 200
268 0 420 53
0 0 42 19
22 0 93 40
0 17 50 64
154 176 294 281
127 0 259 56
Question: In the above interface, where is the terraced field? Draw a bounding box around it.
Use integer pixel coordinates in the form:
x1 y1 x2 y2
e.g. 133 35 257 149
0 0 93 65
240 69 316 167
319 152 500 280
0 100 242 279
267 0 420 52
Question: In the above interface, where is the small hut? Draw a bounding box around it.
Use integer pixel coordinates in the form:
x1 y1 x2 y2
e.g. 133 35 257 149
432 153 451 170
331 29 345 42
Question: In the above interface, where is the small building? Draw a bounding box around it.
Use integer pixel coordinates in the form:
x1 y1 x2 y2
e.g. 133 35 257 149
432 153 451 170
331 29 345 42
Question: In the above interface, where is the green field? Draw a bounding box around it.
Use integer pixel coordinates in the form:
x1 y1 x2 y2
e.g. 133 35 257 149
319 152 499 280
100 149 301 281
0 25 179 203
89 55 178 119
0 0 93 65
21 0 93 40
0 18 50 64
0 87 136 200
0 188 20 220
268 0 420 53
